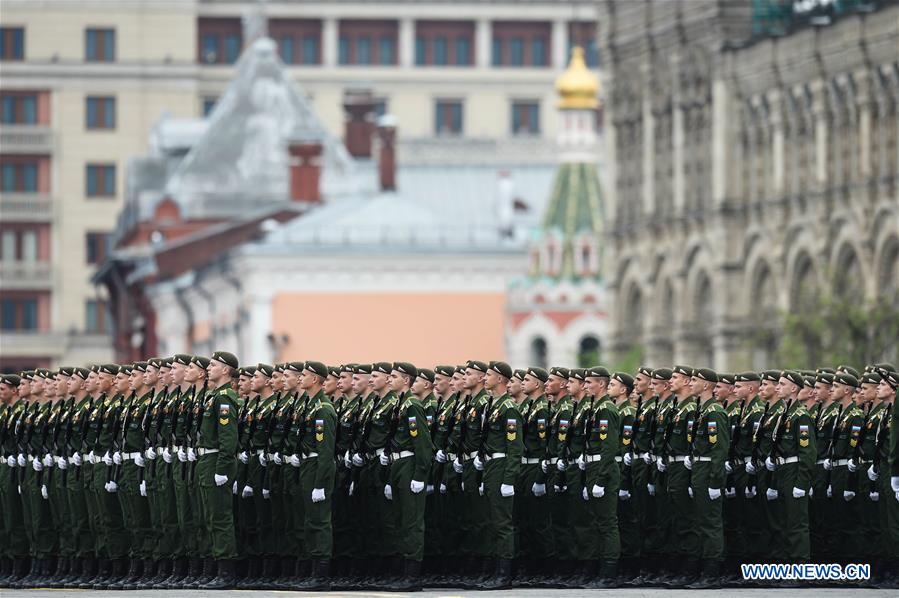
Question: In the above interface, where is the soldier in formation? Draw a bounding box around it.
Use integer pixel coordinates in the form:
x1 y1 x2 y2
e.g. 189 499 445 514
1 357 897 590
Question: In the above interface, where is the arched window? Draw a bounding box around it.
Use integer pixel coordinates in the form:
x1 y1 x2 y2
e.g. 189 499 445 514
530 337 548 368
577 335 600 368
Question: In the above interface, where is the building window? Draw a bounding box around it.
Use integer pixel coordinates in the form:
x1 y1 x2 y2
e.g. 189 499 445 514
455 37 470 65
202 97 217 116
279 36 294 63
512 100 540 135
435 100 463 135
86 164 116 198
338 20 398 66
0 162 38 192
1 298 39 331
433 36 447 65
85 232 109 264
302 35 318 64
1 93 37 124
378 35 394 65
569 22 599 67
85 28 115 62
577 335 601 368
492 38 502 66
356 37 371 64
416 22 474 67
86 96 115 129
86 299 109 333
509 38 524 66
1 299 15 330
197 18 242 64
338 36 350 64
530 337 548 369
415 37 426 65
492 21 551 67
531 38 546 66
269 19 321 66
0 228 41 262
0 27 25 61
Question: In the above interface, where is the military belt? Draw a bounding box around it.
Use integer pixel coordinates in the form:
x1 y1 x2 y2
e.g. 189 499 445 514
484 452 506 461
547 457 559 464
775 456 799 465
668 455 689 463
89 454 102 464
614 456 623 463
303 451 320 459
521 457 541 464
695 456 713 462
253 449 266 455
446 452 458 461
197 448 219 456
173 445 184 453
122 451 142 460
584 454 603 463
833 459 852 466
390 450 414 460
638 451 652 460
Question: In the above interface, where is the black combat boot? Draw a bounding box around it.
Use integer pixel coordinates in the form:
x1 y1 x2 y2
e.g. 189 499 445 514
10 557 36 588
201 559 236 590
2 557 26 588
584 559 619 589
130 558 156 589
190 556 216 588
295 558 331 591
69 556 95 588
107 557 141 590
83 557 107 588
385 559 421 592
59 556 81 587
180 556 202 588
145 558 170 588
47 555 69 587
663 556 699 588
0 556 12 584
686 559 722 589
477 558 513 590
158 557 185 589
236 556 261 589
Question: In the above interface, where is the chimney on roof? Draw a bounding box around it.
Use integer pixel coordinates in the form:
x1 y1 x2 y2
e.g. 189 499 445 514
376 114 397 192
288 139 322 203
342 87 376 158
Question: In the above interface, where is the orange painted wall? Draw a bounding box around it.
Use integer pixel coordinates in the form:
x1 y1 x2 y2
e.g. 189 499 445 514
271 292 507 365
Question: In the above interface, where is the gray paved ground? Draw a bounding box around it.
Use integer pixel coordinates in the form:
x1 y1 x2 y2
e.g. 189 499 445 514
1 589 894 597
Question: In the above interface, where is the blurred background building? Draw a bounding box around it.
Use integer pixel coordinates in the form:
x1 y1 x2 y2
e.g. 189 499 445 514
600 0 898 371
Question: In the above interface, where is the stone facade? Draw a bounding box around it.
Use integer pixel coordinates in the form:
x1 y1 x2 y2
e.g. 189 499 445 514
598 0 899 370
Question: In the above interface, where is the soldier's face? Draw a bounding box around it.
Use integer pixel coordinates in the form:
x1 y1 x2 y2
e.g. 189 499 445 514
861 383 878 401
370 371 388 391
388 371 409 392
250 372 267 392
635 373 651 394
411 377 430 396
876 381 894 399
282 370 300 390
464 368 484 389
650 379 669 396
546 375 563 395
161 367 173 385
814 382 830 402
670 373 689 393
831 384 847 401
0 384 13 402
714 382 730 398
568 378 584 395
777 378 798 399
143 367 159 388
508 378 522 396
56 374 67 395
433 374 451 395
324 375 339 394
798 386 813 401
171 363 185 384
351 373 369 395
759 379 777 399
689 377 706 395
338 372 353 393
522 374 541 395
17 380 30 398
66 376 81 394
271 371 283 390
608 379 627 399
301 371 321 390
451 373 464 392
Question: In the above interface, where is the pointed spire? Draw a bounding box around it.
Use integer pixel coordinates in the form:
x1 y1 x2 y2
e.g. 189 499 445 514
555 46 600 110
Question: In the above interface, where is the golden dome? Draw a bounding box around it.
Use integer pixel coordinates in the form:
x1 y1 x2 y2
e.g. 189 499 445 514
555 46 599 110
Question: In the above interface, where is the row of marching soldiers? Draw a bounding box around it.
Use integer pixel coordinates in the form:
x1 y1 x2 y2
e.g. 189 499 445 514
0 355 897 590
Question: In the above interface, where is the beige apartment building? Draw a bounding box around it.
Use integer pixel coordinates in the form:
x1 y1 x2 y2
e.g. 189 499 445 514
0 0 600 371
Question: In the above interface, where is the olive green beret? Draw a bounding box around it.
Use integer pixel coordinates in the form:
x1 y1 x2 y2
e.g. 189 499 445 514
327 366 341 378
354 364 372 375
512 369 527 381
568 368 586 381
211 351 239 370
527 367 549 382
304 361 328 379
835 373 859 388
35 368 51 377
286 362 305 372
274 363 286 371
651 368 673 380
882 370 899 387
718 373 735 385
256 364 273 377
694 368 718 383
874 362 896 376
147 357 164 368
549 366 570 379
1 374 21 386
815 367 836 374
74 367 91 380
455 366 467 375
373 362 392 375
466 360 488 373
58 366 74 376
20 370 35 379
860 372 882 385
393 362 417 378
815 372 835 384
417 368 435 383
837 365 860 379
132 362 148 373
802 375 815 388
119 365 132 375
781 370 804 388
760 370 780 382
735 372 760 382
192 356 211 369
637 366 653 377
173 354 192 366
488 361 513 379
673 365 694 377
435 365 455 377
612 372 634 390
340 364 356 374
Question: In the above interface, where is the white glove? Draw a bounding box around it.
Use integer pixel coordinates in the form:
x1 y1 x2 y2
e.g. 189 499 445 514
765 456 776 471
460 482 465 491
311 488 325 503
745 461 757 475
162 448 173 463
411 480 425 494
809 487 814 498
867 465 878 482
623 452 632 467
379 452 390 467
238 451 249 464
766 488 778 500
843 490 855 501
384 484 393 500
112 451 122 465
435 449 447 463
17 485 21 494
452 459 463 474
145 447 157 460
688 486 694 498
895 491 899 502
827 484 833 498
745 486 757 498
87 451 95 463
214 473 228 486
540 460 549 473
57 457 67 470
102 451 112 466
72 452 82 466
343 451 352 469
258 452 267 466
473 455 484 471
792 487 806 498
656 456 667 472
823 458 832 471
187 448 196 462
272 452 282 465
642 452 653 464
17 454 25 467
262 489 270 499
41 484 49 499
242 485 254 498
583 487 589 501
500 483 514 497
619 489 631 500
647 483 656 496
557 459 568 472
439 483 447 494
288 454 301 467
684 456 693 470
32 458 43 471
6 456 15 467
725 487 737 499
709 487 722 500
177 448 187 462
348 481 355 496
592 484 605 498
479 482 484 496
42 454 53 467
725 460 733 474
869 491 879 502
576 454 586 470
891 475 899 492
848 459 858 473
139 480 147 496
426 484 434 495
532 483 546 497
134 454 145 467
105 481 118 493
232 480 238 495
352 453 364 467
553 484 564 493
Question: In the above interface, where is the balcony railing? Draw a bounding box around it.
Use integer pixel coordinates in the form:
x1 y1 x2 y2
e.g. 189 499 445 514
0 261 53 290
0 193 53 222
0 124 54 154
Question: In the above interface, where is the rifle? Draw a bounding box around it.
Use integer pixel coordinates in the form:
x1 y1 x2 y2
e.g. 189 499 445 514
871 403 890 476
433 396 458 488
658 397 680 477
725 399 747 491
187 387 206 483
15 405 35 488
179 390 195 481
622 394 643 489
847 402 874 492
74 398 94 481
261 393 291 492
474 394 496 487
748 400 771 483
138 393 154 484
823 402 844 489
110 395 132 484
58 400 74 485
762 398 794 488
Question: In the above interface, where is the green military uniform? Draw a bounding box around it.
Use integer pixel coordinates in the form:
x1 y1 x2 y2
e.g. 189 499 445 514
584 388 621 578
46 398 72 577
426 385 456 564
854 396 886 562
664 393 699 567
457 383 491 561
334 383 361 565
565 384 594 569
0 394 29 575
546 387 572 566
297 387 337 561
646 391 677 566
615 396 636 566
728 390 767 563
829 396 864 560
515 372 550 572
751 393 784 559
243 390 276 570
118 390 155 569
170 384 199 577
628 391 657 567
479 387 521 564
810 393 840 561
65 386 96 579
